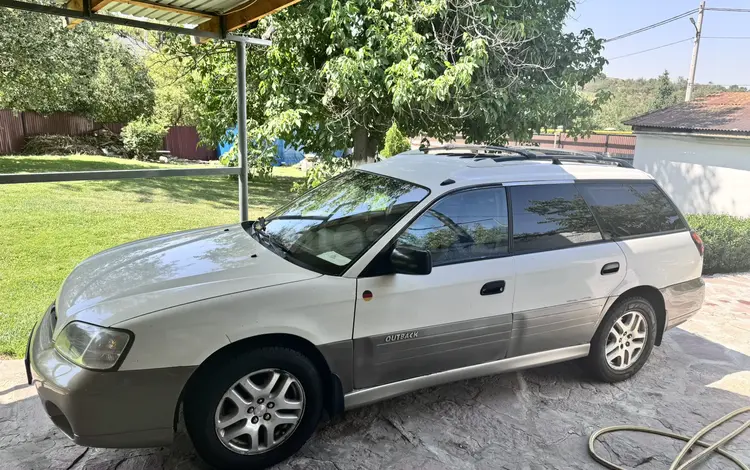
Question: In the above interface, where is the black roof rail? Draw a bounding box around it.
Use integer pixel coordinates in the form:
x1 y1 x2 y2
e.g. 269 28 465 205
528 155 633 168
418 144 633 168
420 144 537 158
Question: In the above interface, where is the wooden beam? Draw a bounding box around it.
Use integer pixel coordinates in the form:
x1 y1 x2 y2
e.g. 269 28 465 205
104 0 215 18
65 0 84 28
91 0 117 11
196 16 221 33
223 0 301 32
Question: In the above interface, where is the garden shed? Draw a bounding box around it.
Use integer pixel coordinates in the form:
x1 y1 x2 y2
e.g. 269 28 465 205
625 92 750 218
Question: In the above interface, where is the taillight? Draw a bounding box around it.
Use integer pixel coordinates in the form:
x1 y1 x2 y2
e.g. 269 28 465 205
690 230 704 256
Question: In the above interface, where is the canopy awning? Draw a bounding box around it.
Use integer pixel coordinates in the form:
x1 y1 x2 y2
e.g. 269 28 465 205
0 0 298 41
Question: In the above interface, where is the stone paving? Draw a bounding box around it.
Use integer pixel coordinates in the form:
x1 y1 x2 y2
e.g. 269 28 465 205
1 273 750 470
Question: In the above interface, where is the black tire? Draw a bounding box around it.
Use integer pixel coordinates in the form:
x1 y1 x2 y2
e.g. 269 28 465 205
184 347 324 470
586 296 658 383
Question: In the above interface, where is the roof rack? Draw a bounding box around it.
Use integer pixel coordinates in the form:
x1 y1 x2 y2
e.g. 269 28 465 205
420 144 632 168
420 144 537 158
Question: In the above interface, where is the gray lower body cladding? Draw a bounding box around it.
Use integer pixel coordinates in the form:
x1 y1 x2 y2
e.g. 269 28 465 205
352 313 512 389
662 277 705 330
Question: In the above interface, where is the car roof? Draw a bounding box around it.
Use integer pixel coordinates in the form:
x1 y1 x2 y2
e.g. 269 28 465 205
360 151 651 191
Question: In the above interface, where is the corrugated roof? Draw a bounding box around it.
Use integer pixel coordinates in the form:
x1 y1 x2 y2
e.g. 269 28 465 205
624 92 750 133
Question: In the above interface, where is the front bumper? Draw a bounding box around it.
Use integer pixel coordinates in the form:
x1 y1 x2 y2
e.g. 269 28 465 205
662 277 706 331
28 305 196 448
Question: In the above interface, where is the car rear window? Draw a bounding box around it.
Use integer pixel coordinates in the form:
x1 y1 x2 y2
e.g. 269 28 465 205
509 184 602 253
577 182 686 238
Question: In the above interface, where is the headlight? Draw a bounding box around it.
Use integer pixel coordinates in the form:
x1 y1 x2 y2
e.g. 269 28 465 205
55 321 132 370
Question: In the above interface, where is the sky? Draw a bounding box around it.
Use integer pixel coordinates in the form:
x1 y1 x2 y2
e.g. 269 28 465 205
564 0 750 85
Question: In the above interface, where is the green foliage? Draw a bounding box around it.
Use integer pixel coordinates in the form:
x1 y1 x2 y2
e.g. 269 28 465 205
584 74 748 130
169 0 606 175
0 10 155 121
381 123 411 158
219 135 277 179
146 50 200 126
686 214 750 275
652 70 679 111
122 118 167 158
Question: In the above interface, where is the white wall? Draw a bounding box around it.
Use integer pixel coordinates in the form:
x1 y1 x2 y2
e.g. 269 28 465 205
633 133 750 217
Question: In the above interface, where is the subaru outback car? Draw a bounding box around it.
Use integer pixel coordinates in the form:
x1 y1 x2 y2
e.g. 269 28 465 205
27 146 705 469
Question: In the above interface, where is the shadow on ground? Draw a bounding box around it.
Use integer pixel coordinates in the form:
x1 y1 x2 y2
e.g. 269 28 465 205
2 328 749 470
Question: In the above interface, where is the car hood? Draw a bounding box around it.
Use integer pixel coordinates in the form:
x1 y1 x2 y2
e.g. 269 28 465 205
55 224 320 330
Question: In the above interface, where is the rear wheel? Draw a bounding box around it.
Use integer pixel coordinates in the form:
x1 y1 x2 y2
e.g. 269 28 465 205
184 347 323 470
586 296 657 382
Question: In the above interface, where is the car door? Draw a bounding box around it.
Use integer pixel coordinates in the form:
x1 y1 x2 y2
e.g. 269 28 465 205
506 182 626 357
352 186 516 389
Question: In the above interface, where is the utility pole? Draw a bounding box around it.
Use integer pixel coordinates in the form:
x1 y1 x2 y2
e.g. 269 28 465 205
685 1 705 102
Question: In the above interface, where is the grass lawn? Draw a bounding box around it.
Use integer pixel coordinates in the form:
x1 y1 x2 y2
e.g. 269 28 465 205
0 155 304 357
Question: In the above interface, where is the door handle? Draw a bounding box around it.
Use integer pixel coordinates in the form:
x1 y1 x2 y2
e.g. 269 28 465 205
481 280 506 296
601 262 620 275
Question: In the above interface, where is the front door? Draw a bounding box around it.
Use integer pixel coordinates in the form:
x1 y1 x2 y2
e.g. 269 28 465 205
352 187 516 389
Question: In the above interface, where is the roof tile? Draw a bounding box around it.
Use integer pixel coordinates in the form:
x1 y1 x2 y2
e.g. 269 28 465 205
624 92 750 133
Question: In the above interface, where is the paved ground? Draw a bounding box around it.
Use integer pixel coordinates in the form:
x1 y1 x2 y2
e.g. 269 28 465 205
2 273 750 470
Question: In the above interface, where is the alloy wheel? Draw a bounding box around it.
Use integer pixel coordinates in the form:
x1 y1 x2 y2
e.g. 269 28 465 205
605 310 648 371
214 368 306 455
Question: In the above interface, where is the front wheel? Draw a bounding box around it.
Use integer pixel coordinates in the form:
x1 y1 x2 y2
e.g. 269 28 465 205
184 347 324 470
586 296 657 382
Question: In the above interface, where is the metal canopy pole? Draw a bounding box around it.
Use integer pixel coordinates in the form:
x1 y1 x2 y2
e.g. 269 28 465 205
236 41 249 222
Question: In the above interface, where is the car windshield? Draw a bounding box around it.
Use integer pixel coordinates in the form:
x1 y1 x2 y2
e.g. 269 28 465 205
248 170 429 275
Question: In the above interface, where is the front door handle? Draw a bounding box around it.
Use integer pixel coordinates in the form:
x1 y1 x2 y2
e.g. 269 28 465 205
481 280 506 296
601 262 620 275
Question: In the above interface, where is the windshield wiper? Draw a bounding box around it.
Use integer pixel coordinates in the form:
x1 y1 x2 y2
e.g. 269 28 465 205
252 226 293 258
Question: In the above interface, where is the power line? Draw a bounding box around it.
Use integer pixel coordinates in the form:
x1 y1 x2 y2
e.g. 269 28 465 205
703 36 750 39
603 9 698 43
608 38 694 61
704 7 750 13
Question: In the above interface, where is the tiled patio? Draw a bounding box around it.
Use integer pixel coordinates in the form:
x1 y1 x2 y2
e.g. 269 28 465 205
1 273 749 469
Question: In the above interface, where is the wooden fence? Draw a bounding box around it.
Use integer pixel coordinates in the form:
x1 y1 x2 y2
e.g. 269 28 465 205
527 133 636 157
0 110 216 160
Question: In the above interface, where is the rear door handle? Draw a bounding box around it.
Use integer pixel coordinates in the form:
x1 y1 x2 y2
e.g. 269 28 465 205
601 262 620 275
481 280 506 296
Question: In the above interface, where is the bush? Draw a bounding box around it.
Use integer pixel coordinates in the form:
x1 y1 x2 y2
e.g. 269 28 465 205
121 118 166 159
686 214 750 274
219 137 277 179
381 123 411 158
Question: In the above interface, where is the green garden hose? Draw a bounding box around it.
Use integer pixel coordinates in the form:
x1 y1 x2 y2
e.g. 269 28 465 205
588 406 750 470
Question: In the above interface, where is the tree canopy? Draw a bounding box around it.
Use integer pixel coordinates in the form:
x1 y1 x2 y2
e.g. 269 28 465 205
0 10 154 122
173 0 606 165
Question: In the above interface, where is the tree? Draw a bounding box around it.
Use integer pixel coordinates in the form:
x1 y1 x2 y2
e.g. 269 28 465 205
173 0 606 168
0 10 154 121
651 70 678 111
381 123 411 157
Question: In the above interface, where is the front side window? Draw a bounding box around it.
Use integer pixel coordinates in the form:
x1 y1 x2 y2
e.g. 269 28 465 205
578 182 686 238
249 170 429 275
397 187 509 266
510 184 602 253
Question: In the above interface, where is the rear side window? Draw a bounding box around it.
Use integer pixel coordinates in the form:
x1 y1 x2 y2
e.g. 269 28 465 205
578 182 686 238
509 184 602 253
397 187 509 266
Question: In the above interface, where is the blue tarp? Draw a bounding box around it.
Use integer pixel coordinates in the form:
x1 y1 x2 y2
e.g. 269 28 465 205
218 127 305 166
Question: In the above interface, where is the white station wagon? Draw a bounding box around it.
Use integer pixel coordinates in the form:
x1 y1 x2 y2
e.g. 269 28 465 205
27 146 706 469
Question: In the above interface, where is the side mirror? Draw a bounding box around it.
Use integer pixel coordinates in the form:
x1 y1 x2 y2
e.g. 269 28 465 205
390 245 432 275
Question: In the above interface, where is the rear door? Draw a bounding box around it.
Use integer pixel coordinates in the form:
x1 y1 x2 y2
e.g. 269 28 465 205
507 183 626 357
577 181 701 288
352 186 516 389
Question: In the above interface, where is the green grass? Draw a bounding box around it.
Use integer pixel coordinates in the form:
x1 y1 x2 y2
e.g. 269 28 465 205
0 155 304 357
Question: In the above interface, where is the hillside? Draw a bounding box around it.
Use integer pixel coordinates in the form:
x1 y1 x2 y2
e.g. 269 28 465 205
585 73 748 130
